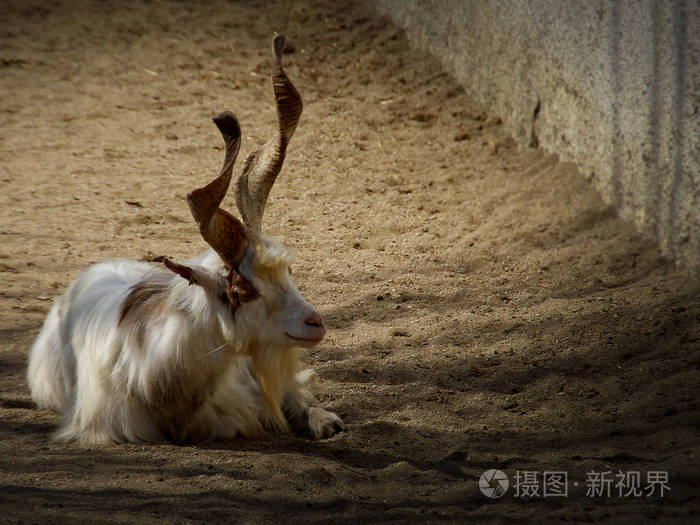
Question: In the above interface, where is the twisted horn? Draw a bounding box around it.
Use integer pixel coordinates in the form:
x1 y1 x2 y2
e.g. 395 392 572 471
187 111 248 268
235 34 303 233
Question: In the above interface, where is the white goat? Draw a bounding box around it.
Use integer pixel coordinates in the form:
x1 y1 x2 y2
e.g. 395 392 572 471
27 35 344 444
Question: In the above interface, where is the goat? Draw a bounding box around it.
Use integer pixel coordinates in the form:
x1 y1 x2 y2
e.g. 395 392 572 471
26 35 344 444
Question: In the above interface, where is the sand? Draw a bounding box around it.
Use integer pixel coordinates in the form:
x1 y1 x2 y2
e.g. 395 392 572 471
1 0 699 522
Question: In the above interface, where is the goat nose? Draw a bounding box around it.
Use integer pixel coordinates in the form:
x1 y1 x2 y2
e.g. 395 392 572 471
304 311 325 329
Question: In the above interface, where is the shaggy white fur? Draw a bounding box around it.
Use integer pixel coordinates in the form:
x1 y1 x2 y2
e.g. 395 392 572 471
27 243 344 444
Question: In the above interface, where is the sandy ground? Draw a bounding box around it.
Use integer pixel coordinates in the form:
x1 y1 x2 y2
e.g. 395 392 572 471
1 0 699 522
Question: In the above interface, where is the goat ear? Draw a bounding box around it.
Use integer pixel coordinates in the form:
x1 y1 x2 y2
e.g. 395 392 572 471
163 259 230 302
163 258 200 286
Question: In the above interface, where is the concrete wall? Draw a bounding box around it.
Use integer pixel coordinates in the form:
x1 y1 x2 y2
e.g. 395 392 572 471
371 0 699 278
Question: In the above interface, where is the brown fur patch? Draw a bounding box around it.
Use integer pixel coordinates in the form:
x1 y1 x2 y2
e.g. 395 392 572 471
226 270 259 310
118 280 168 347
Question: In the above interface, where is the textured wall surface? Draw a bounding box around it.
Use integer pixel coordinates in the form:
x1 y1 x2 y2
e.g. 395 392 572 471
372 0 699 278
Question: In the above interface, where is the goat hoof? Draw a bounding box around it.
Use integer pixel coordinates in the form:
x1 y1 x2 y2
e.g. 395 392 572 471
308 407 345 439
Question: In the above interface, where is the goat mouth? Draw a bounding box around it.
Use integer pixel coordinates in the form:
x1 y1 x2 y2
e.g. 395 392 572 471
285 332 324 344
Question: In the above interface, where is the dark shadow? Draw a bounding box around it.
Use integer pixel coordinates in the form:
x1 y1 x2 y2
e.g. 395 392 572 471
0 397 34 409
